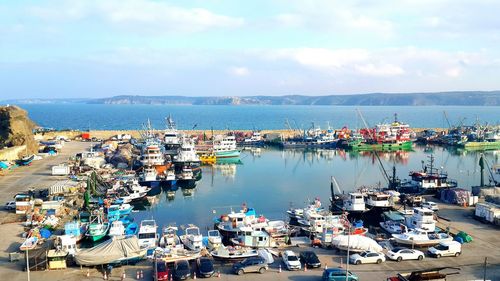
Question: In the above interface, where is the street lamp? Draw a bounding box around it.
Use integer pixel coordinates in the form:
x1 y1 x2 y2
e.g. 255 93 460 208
344 217 351 281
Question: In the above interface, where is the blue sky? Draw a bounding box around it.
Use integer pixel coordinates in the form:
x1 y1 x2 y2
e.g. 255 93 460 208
1 0 500 98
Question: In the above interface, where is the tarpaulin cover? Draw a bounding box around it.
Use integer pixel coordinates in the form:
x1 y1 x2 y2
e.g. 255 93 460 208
39 228 51 239
74 236 144 266
440 188 470 204
331 235 383 252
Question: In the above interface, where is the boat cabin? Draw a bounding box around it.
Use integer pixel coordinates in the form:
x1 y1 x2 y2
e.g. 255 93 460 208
138 220 158 249
343 193 366 212
236 227 275 248
405 207 436 232
366 192 392 208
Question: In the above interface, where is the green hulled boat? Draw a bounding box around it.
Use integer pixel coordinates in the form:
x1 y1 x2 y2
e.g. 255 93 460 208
347 140 413 151
85 214 110 242
461 141 500 151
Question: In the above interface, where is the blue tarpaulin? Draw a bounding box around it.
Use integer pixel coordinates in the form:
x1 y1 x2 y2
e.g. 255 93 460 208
40 228 52 239
0 162 9 169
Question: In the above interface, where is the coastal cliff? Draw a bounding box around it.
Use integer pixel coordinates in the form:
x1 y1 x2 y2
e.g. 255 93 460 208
0 105 38 156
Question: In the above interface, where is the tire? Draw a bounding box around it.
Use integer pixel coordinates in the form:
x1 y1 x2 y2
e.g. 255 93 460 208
377 259 382 264
355 260 361 265
436 254 441 259
237 269 244 275
455 252 461 257
397 256 402 262
259 267 266 274
418 255 424 260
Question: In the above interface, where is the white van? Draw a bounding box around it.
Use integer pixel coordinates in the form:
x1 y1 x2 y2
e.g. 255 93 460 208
428 241 461 258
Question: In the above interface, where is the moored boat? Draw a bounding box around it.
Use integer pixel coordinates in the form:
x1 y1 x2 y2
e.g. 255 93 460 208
392 229 453 246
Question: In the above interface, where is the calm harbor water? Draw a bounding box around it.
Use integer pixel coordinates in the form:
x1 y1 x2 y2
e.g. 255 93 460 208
130 145 499 232
18 104 500 130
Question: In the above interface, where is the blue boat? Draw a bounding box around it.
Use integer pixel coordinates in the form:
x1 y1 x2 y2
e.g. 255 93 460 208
64 221 86 242
125 222 139 235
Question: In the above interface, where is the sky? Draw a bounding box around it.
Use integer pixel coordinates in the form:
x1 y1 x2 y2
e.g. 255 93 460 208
1 0 500 99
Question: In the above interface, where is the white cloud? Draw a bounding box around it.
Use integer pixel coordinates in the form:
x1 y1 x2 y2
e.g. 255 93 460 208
445 67 462 77
355 63 405 76
229 67 250 76
27 0 244 33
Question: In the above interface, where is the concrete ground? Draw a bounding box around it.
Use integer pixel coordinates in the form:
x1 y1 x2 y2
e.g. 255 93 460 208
0 141 499 280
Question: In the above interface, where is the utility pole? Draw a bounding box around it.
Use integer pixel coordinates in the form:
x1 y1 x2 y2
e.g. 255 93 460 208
483 257 487 281
26 248 30 281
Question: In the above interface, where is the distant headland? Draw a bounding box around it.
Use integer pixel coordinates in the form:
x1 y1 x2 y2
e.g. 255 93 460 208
3 91 500 106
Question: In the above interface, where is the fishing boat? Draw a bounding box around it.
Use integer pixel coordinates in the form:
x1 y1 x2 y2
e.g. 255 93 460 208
159 226 182 249
340 193 368 213
392 229 453 246
200 154 216 164
213 135 241 158
240 131 264 146
207 230 222 250
138 220 158 249
64 221 87 242
399 155 457 193
347 113 414 151
19 154 35 166
405 207 436 232
85 214 110 242
210 245 258 260
214 207 267 239
282 123 338 149
365 192 393 210
179 225 203 252
379 211 407 234
230 227 278 248
108 220 125 237
163 115 181 155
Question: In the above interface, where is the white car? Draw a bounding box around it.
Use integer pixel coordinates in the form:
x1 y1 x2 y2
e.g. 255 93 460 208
422 201 439 211
282 250 301 270
349 251 386 265
386 247 425 262
4 201 15 210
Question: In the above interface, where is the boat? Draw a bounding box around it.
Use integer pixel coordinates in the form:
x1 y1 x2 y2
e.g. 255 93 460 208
379 211 407 234
179 225 203 252
365 192 393 210
156 225 201 263
213 135 241 158
458 126 500 151
230 227 278 248
159 226 182 249
282 123 338 149
19 154 35 166
405 207 436 232
392 229 453 246
214 206 267 239
207 230 222 250
164 115 181 155
75 236 147 266
125 222 139 235
200 154 216 164
330 235 383 253
287 198 323 220
64 221 86 242
108 220 125 237
119 180 150 203
341 193 368 213
346 114 414 151
210 245 258 260
399 155 457 193
138 220 158 249
240 131 264 146
85 214 110 242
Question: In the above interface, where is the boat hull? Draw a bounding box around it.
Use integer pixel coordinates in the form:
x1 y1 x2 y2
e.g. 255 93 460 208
214 150 241 158
347 141 413 151
461 141 500 151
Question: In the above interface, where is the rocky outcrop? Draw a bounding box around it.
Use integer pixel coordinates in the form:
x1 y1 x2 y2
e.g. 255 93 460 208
107 143 134 168
0 105 38 156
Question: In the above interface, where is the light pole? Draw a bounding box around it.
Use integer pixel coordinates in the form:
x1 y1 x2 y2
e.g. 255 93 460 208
26 248 30 281
345 219 351 281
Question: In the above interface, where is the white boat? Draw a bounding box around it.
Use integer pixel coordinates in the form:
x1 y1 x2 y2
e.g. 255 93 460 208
242 131 263 145
179 225 203 252
331 235 383 253
140 143 165 167
392 229 453 246
174 137 200 163
207 230 222 250
108 220 125 237
210 245 258 260
342 193 367 212
164 115 181 155
287 198 323 220
159 226 182 249
405 207 436 232
120 180 150 203
138 220 158 249
379 211 407 234
230 227 277 248
365 192 392 209
140 165 158 182
213 135 240 158
215 207 268 239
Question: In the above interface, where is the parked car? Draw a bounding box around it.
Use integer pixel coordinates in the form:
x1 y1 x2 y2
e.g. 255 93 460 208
282 250 301 270
422 201 439 211
4 201 15 210
428 241 461 258
232 257 268 275
299 251 321 268
349 251 386 264
173 260 191 280
386 247 425 262
155 260 170 281
197 257 215 277
322 268 359 281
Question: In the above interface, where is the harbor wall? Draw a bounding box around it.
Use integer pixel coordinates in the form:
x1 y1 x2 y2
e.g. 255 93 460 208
35 128 447 141
0 145 26 161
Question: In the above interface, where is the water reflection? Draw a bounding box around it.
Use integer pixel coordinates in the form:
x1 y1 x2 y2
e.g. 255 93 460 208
130 146 499 232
